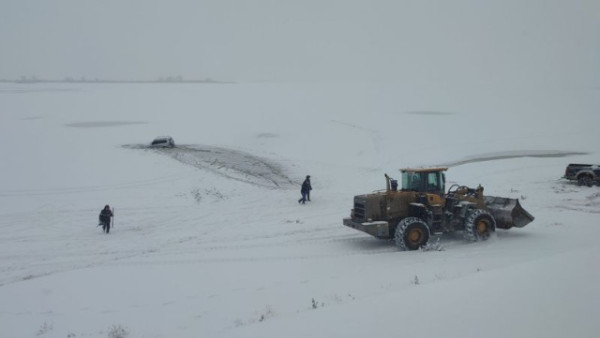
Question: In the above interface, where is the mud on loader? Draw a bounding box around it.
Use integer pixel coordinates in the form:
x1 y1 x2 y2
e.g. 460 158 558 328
343 168 534 250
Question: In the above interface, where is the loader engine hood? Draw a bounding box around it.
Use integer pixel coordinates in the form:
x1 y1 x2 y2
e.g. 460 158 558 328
351 192 387 221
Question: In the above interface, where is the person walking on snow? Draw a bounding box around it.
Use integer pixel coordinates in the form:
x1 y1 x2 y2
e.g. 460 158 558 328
298 175 312 204
98 205 113 233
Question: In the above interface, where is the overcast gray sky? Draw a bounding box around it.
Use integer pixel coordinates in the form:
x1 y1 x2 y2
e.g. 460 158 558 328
1 0 598 85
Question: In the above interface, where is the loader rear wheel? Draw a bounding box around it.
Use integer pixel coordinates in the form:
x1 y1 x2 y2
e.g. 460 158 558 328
394 217 430 251
464 209 496 241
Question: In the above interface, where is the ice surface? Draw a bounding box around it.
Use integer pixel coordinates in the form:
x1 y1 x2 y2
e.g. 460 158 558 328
0 82 599 338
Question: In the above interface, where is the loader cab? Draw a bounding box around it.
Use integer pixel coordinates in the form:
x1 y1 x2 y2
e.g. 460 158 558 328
401 168 446 195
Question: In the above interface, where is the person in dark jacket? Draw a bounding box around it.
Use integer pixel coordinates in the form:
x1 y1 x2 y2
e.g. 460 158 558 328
98 205 113 233
298 175 312 204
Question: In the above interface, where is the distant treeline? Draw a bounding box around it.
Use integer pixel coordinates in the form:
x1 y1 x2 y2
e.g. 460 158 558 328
0 76 232 84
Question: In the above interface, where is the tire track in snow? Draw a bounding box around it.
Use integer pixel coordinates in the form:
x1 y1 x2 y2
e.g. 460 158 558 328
438 150 588 168
123 144 296 189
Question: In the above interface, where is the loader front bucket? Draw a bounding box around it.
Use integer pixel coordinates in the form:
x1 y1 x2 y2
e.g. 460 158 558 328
484 196 534 229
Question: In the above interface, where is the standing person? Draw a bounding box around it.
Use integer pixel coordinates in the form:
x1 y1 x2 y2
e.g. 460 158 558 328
98 205 113 234
298 175 312 204
305 175 312 201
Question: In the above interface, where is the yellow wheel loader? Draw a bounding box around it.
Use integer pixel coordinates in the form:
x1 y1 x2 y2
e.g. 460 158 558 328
342 168 534 250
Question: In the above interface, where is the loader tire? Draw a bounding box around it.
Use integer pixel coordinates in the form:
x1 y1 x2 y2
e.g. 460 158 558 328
464 209 495 241
394 217 430 251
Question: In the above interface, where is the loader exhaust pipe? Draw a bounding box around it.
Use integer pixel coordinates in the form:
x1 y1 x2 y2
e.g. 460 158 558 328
384 174 398 192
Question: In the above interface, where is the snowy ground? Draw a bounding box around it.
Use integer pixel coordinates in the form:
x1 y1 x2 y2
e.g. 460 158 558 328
0 82 599 338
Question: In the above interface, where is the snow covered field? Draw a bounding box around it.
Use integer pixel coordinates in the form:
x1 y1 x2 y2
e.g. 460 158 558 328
1 82 599 338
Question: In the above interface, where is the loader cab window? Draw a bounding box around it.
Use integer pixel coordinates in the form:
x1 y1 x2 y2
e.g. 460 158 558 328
426 172 444 194
441 172 446 192
402 171 423 191
402 170 445 194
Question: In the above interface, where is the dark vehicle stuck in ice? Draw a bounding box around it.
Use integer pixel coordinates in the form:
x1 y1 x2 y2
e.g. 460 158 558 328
564 164 600 187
